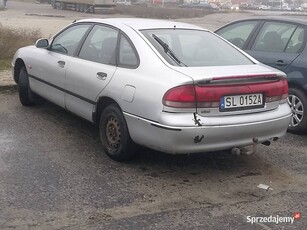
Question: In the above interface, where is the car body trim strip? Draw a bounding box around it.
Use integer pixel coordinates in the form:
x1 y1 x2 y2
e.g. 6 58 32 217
123 112 182 131
29 75 96 105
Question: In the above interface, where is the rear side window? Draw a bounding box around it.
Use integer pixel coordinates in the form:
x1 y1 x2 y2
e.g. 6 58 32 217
118 35 139 68
50 24 91 56
285 27 305 53
251 22 297 52
142 29 253 67
216 21 259 49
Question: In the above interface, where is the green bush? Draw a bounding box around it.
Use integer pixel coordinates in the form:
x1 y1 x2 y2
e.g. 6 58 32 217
0 24 41 69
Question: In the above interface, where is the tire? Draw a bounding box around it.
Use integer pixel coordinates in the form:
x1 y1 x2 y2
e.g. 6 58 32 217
51 0 56 9
90 5 95 13
80 4 84 12
18 67 36 106
287 87 307 134
99 104 136 161
60 2 66 10
18 67 44 106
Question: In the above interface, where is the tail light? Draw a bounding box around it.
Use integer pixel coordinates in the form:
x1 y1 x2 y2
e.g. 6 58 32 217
163 78 288 108
162 85 196 108
265 78 288 103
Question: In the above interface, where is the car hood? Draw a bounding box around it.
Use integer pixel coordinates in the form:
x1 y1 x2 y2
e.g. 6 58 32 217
171 63 286 82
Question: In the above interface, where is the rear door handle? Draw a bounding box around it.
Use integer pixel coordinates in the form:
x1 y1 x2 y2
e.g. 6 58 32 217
97 72 107 80
57 61 65 68
275 60 287 67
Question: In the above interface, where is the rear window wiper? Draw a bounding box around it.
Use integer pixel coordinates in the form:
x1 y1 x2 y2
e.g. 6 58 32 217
152 34 187 67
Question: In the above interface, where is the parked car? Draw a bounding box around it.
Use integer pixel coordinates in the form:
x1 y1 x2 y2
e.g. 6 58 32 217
282 5 291 11
239 2 255 10
231 4 239 10
116 0 131 5
12 18 291 161
216 17 307 134
258 5 270 10
221 2 231 9
194 2 219 10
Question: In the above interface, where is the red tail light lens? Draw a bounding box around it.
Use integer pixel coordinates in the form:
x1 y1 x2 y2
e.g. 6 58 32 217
163 78 288 108
265 78 288 102
163 85 196 108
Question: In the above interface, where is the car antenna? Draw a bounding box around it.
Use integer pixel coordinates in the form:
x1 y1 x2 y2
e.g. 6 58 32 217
72 19 77 23
174 25 176 30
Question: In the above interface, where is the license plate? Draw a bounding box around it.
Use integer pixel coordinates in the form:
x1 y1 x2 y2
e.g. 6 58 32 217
220 94 264 111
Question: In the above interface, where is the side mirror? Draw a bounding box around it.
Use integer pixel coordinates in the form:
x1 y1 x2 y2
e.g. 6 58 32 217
36 39 49 48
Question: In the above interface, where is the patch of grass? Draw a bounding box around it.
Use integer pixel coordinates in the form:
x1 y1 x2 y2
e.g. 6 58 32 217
0 24 41 70
0 58 12 69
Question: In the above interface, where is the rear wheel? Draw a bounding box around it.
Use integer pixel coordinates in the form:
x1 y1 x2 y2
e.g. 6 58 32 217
60 2 66 10
90 5 95 13
287 87 307 134
99 104 136 161
79 4 84 12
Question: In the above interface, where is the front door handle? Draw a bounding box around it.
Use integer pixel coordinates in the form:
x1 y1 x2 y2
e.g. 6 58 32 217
97 72 107 80
57 61 65 68
275 60 287 67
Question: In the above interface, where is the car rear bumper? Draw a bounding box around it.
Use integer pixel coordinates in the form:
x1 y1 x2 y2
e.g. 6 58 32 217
124 103 291 154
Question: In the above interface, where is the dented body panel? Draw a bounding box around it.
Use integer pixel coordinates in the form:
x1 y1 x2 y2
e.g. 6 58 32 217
124 103 291 154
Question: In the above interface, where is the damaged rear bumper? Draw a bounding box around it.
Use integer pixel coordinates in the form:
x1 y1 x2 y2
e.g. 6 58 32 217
124 103 291 154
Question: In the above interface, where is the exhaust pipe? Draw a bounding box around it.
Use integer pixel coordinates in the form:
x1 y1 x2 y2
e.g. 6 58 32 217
231 137 259 156
231 147 241 155
262 140 271 146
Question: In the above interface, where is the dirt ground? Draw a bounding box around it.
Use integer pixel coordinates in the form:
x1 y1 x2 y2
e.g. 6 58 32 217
1 2 307 229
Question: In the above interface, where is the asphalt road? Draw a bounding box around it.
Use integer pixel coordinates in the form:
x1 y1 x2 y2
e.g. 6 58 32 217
1 2 307 229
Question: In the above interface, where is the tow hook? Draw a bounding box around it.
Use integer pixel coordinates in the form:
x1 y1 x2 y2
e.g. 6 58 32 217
231 137 259 156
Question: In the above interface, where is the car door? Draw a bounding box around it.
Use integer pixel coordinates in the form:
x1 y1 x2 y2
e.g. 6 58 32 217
65 24 119 121
29 23 92 107
246 21 304 72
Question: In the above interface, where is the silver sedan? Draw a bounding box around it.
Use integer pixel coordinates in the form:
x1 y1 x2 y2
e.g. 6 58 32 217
12 18 292 161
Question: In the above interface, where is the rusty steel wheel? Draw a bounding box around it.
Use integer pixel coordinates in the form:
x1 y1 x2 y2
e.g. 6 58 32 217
105 116 121 151
99 104 136 161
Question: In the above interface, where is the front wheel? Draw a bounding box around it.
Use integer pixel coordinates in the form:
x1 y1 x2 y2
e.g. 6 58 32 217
99 104 136 161
287 87 307 134
18 67 38 106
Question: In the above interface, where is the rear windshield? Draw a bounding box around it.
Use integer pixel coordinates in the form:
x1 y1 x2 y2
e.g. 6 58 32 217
141 29 254 67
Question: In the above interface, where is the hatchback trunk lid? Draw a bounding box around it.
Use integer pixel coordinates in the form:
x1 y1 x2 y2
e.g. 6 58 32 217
170 64 288 117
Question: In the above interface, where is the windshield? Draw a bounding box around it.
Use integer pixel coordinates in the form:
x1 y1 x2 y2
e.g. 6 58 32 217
142 29 254 67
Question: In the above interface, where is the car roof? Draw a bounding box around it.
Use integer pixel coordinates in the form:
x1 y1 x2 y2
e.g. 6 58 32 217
229 16 307 26
75 18 206 31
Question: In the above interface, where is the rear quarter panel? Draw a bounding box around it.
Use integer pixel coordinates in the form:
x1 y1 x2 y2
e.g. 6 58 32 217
97 25 194 123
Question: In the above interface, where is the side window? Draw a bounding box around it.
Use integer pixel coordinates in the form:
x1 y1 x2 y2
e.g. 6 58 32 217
251 22 297 52
216 21 259 49
79 25 118 65
285 27 305 53
50 24 91 55
118 35 138 68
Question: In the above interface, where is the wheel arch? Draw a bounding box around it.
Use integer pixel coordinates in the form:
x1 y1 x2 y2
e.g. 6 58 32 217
93 96 121 124
288 81 307 96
